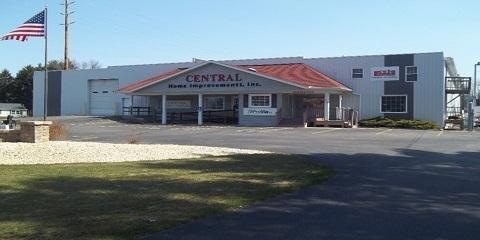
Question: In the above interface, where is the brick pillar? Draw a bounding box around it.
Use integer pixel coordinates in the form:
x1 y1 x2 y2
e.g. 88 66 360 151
20 121 52 143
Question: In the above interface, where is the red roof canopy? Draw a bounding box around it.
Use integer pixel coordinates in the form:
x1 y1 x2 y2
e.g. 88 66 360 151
119 62 351 93
238 63 350 90
119 69 182 92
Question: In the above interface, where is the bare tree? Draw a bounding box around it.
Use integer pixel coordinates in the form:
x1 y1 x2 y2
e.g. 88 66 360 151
46 60 79 70
81 60 102 69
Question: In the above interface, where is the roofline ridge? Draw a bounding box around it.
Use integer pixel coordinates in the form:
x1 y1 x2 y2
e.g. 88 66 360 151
305 51 444 60
237 62 303 67
219 56 304 62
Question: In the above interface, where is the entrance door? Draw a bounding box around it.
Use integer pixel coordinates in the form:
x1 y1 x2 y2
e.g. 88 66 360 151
232 96 239 111
303 97 324 122
232 96 239 124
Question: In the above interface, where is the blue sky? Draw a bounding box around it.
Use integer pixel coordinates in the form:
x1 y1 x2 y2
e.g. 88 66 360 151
0 0 478 77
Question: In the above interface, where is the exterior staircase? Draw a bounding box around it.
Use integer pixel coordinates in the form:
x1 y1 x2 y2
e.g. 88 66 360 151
445 77 472 130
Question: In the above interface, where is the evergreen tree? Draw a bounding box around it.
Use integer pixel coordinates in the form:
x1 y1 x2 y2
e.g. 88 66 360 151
11 65 38 110
0 69 14 102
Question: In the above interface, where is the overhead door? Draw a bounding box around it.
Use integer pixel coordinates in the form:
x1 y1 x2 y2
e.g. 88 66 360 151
89 79 119 116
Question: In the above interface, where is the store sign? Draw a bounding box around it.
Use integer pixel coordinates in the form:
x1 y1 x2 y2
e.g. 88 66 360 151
185 74 243 83
168 73 263 89
243 108 277 116
167 100 191 109
371 67 400 81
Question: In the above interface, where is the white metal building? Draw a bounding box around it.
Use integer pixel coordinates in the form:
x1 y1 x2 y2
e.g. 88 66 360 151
33 52 452 127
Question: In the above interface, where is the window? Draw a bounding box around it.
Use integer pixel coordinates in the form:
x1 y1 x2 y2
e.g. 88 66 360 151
205 96 225 110
381 95 407 113
406 66 417 82
352 68 364 79
249 94 271 108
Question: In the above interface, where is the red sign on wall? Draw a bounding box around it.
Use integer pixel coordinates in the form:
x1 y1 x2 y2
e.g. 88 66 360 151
371 67 400 81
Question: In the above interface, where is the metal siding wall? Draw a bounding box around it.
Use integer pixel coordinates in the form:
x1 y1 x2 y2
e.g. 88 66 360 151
413 53 445 126
33 53 445 125
341 93 361 112
384 54 414 119
47 71 62 116
33 71 45 117
61 70 113 116
33 71 62 117
305 56 385 120
54 62 195 116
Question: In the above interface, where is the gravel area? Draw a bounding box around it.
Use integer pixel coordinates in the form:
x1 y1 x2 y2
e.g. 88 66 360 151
0 141 269 165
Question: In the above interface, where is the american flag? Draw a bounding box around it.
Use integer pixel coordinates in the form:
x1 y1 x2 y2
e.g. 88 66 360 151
1 10 45 42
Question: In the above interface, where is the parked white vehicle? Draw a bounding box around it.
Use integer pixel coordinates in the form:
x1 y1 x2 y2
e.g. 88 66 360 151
474 106 480 127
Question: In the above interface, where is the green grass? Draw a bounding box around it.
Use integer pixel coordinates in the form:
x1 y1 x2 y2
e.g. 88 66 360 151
0 154 332 240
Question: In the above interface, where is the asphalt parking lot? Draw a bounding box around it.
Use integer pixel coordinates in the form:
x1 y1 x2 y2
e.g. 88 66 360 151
61 117 480 240
64 117 480 156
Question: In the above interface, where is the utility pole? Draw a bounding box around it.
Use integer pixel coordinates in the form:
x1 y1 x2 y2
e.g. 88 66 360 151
61 0 75 70
474 62 480 103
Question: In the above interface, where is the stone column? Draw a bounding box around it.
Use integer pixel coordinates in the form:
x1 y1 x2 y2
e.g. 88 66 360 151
198 94 203 125
20 121 52 143
162 94 167 125
339 94 343 109
324 92 330 121
339 94 343 120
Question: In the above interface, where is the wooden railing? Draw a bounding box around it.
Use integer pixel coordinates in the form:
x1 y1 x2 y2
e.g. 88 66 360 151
301 107 359 127
204 110 238 124
122 107 238 124
122 107 151 117
168 110 238 124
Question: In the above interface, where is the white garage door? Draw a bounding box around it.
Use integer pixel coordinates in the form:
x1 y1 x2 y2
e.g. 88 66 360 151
89 79 119 116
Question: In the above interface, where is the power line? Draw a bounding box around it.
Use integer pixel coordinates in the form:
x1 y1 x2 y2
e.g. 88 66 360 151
60 0 75 70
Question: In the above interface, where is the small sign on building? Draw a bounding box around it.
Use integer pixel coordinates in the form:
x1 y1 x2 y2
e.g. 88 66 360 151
243 108 277 116
371 66 400 81
166 100 191 109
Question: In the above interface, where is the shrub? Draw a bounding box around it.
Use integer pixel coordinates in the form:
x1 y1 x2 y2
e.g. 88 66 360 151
49 121 69 141
359 117 437 129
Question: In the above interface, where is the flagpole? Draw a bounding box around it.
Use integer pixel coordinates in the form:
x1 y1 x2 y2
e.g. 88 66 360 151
43 7 48 121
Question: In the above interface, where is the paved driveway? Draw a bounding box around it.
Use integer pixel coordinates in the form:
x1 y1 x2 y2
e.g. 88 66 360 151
64 117 480 240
